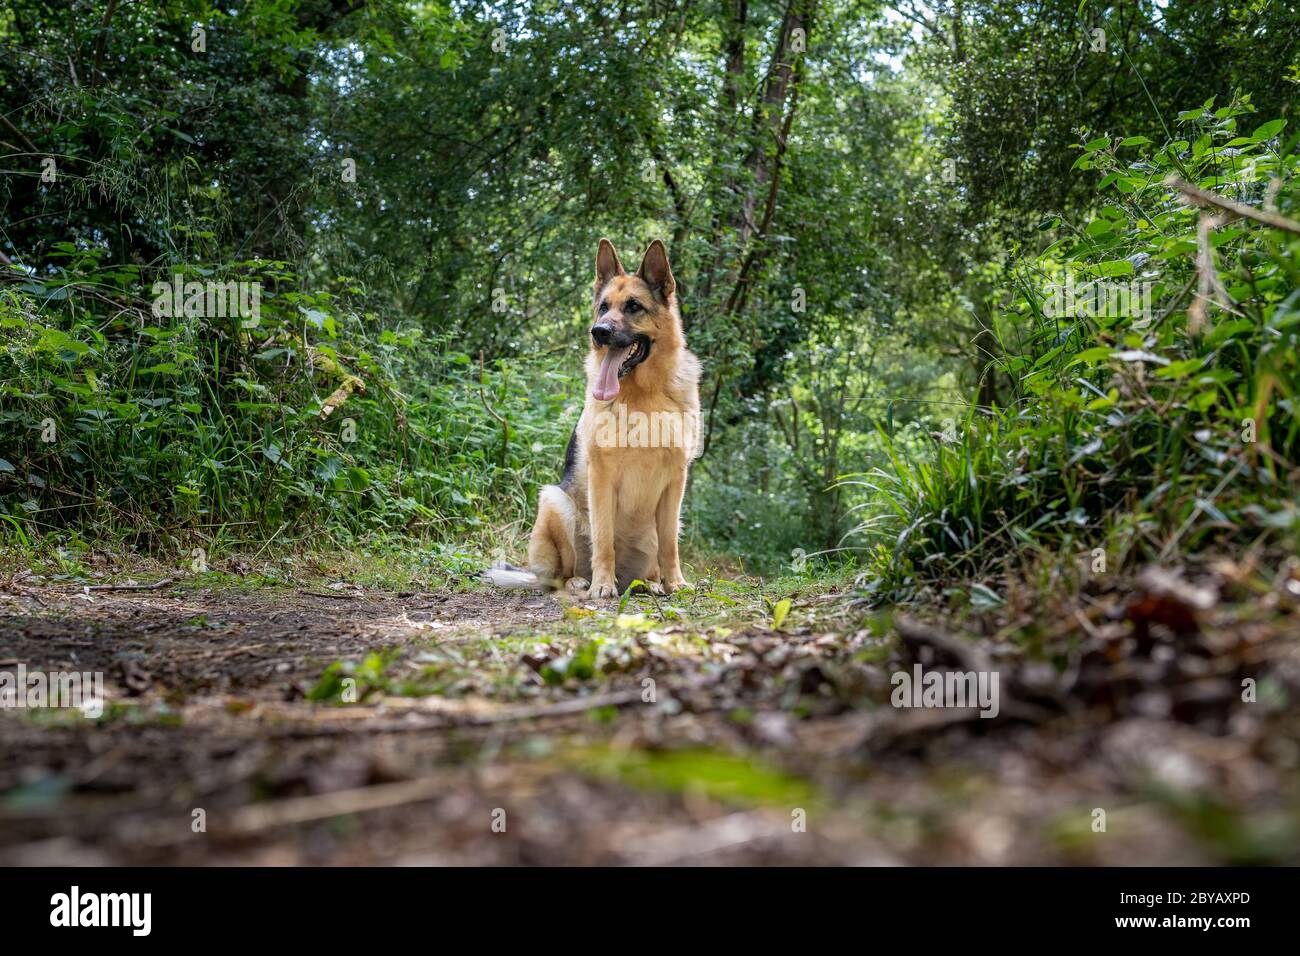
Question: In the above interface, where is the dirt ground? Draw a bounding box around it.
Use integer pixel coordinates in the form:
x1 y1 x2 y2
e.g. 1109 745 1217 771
1 568 1298 865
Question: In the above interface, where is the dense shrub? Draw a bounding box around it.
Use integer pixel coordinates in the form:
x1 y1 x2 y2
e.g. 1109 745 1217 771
848 100 1299 597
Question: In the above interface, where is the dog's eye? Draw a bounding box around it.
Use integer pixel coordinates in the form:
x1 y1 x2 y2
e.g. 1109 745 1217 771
625 300 641 314
598 301 609 314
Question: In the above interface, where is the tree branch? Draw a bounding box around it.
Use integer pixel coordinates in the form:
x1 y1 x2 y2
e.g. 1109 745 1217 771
1165 175 1300 235
0 112 38 154
91 0 119 86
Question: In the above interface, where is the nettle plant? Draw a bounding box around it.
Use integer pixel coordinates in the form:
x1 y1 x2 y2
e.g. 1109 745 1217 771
0 253 569 553
1025 99 1298 540
856 97 1298 597
2 259 371 535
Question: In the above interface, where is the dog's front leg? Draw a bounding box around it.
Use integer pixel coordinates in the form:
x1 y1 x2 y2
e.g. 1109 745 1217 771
585 461 619 599
655 468 689 593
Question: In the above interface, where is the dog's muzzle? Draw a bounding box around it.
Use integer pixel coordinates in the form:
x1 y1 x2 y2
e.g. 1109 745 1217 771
590 322 635 349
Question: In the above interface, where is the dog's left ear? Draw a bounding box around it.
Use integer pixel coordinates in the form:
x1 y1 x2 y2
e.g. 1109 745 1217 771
636 239 675 300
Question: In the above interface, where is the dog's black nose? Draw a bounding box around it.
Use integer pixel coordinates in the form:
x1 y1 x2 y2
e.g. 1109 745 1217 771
590 323 614 347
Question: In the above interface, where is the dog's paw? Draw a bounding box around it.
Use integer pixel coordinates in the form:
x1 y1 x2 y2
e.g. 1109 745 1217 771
583 578 619 600
646 580 666 596
663 575 690 594
565 576 590 595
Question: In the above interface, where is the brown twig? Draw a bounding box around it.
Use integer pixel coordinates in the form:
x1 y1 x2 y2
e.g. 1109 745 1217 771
1163 177 1282 333
1165 175 1300 235
1190 210 1237 334
478 350 509 468
0 112 38 154
77 577 175 592
273 686 648 739
228 776 450 833
698 360 727 459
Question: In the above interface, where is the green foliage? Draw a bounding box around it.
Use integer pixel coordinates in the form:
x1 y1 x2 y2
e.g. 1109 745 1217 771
574 746 818 809
2 1 1296 588
308 649 398 703
932 0 1300 233
848 98 1299 598
0 264 575 554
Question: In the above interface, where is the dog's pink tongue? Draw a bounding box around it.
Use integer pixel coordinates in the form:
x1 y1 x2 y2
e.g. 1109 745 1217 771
592 346 630 401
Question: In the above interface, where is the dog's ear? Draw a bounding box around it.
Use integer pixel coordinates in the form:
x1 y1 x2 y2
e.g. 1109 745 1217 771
595 238 625 289
636 239 675 300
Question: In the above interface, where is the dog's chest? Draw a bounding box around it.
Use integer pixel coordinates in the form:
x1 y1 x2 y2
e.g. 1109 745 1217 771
582 400 691 519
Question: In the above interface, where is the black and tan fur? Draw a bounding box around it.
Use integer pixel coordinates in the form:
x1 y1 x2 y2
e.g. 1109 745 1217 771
487 238 701 599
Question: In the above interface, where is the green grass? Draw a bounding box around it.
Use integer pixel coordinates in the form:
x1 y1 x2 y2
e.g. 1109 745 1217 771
571 745 819 809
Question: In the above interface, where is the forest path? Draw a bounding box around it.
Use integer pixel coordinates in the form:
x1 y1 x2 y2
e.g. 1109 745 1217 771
0 577 1292 864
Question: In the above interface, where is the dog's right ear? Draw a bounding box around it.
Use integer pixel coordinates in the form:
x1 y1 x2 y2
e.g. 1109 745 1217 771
595 238 625 290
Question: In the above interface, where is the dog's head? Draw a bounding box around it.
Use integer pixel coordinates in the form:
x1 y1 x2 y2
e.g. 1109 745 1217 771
587 238 679 401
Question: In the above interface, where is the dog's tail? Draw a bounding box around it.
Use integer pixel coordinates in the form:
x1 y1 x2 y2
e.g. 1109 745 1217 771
482 562 554 591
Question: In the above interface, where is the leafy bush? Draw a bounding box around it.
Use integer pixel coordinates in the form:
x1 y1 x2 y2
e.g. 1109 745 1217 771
0 259 575 559
850 97 1300 597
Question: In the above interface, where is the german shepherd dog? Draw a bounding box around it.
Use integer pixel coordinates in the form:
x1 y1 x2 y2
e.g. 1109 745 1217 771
486 238 701 599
